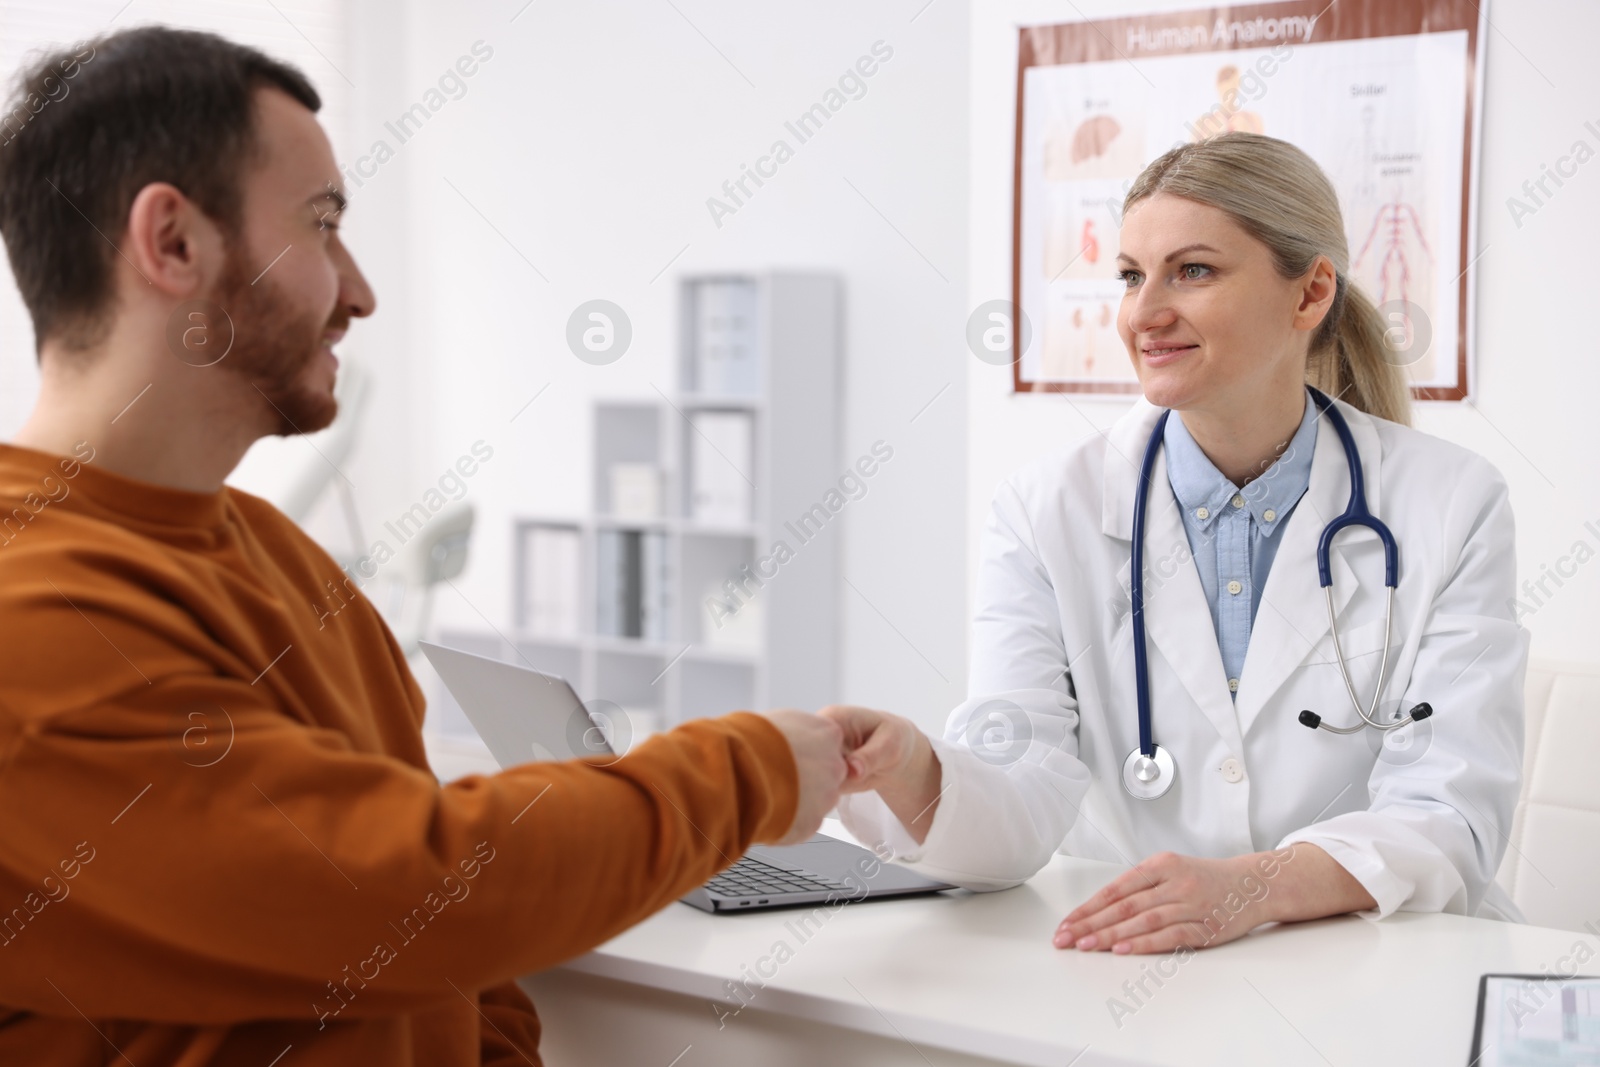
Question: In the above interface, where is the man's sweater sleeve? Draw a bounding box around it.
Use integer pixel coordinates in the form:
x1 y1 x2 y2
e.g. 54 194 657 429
477 981 544 1066
0 667 797 1025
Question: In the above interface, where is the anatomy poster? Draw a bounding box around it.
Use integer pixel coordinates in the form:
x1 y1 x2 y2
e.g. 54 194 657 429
1012 0 1483 400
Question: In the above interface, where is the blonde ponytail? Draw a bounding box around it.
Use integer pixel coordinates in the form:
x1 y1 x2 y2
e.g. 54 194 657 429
1307 280 1412 426
1123 132 1412 426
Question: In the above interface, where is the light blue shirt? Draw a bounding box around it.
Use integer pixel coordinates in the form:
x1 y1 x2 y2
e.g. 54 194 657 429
1163 390 1319 699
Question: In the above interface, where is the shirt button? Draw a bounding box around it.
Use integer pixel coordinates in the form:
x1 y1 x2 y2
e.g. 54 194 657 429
1195 506 1209 520
1220 757 1245 783
1231 494 1245 508
1227 579 1242 595
1264 509 1276 523
1227 677 1239 693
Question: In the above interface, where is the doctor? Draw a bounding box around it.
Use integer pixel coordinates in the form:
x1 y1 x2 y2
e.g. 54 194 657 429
826 132 1527 955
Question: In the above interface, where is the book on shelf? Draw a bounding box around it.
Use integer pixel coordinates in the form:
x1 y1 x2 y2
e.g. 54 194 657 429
691 279 760 396
641 531 670 642
521 525 582 638
688 411 753 526
597 528 669 641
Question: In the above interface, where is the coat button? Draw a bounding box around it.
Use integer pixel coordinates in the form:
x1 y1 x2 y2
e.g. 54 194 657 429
1219 758 1245 783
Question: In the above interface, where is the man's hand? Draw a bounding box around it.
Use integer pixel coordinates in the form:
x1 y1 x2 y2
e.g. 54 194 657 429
759 710 848 846
817 705 943 845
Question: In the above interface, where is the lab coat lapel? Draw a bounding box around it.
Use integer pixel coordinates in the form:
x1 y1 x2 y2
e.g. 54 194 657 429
1234 398 1381 736
1105 401 1242 752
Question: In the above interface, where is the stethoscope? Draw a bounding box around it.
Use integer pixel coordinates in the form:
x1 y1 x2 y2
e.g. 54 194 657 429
1123 386 1434 800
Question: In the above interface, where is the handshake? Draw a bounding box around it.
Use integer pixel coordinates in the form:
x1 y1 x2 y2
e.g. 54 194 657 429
760 707 944 847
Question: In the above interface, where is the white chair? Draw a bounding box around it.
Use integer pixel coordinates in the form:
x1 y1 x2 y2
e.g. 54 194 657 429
387 500 475 664
1494 658 1600 932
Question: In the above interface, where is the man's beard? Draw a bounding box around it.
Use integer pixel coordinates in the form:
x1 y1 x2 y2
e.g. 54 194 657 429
212 244 341 437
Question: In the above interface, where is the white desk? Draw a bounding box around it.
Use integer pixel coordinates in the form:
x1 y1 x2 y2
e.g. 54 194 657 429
520 822 1593 1066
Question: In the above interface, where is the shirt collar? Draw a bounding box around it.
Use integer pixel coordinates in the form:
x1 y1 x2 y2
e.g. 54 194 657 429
1163 388 1319 538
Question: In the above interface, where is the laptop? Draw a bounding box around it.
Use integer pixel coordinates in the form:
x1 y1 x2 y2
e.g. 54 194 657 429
418 640 955 913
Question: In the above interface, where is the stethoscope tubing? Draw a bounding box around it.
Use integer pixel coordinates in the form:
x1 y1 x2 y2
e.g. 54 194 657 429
1130 408 1172 761
1308 388 1399 590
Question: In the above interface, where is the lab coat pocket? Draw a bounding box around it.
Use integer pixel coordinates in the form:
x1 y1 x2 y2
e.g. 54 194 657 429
1302 616 1390 666
1298 616 1398 728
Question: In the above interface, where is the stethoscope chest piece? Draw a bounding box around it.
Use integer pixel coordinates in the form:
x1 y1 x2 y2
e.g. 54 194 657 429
1122 745 1175 799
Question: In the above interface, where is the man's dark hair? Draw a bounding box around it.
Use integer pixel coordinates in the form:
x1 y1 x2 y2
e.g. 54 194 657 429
0 26 320 355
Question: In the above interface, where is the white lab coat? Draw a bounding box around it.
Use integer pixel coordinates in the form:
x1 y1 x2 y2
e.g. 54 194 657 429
840 395 1528 920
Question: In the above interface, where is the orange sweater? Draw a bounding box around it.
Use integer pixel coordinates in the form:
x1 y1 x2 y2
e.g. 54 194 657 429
0 442 797 1065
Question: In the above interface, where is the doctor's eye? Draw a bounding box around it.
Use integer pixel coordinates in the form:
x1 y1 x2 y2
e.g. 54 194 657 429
1115 269 1142 288
1179 263 1213 281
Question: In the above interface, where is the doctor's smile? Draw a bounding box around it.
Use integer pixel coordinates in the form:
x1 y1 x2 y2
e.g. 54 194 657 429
1138 342 1198 364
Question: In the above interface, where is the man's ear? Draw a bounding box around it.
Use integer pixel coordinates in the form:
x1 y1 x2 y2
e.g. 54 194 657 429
122 182 225 298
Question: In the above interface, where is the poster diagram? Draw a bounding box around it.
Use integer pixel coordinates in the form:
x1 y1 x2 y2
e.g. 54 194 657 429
1189 65 1267 139
1012 0 1482 399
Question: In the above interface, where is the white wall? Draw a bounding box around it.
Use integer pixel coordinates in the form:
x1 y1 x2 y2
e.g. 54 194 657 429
343 0 973 730
967 0 1600 665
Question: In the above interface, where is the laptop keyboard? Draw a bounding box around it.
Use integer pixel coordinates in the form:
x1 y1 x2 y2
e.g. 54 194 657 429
705 856 850 898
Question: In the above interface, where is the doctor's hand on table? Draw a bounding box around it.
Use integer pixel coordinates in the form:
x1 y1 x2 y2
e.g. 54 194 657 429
1052 845 1377 954
818 705 1379 955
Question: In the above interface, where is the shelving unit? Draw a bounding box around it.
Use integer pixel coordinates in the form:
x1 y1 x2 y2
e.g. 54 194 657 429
437 272 841 737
